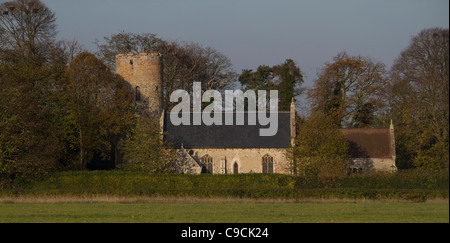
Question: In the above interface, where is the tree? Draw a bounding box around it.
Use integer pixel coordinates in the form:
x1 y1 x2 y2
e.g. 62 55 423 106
59 52 135 169
96 32 238 111
0 0 56 62
387 28 449 170
95 32 164 69
288 112 349 185
119 115 175 173
308 51 387 128
0 0 62 181
238 59 304 111
0 66 57 180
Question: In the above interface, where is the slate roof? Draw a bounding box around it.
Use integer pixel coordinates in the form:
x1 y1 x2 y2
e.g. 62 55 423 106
163 112 291 149
340 129 393 159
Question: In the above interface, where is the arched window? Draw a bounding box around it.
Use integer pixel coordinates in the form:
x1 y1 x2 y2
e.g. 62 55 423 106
201 155 213 174
233 162 239 174
135 86 141 102
262 154 274 174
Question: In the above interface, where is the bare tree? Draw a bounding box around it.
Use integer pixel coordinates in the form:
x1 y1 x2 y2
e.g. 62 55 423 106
96 32 237 110
0 0 56 61
308 51 387 128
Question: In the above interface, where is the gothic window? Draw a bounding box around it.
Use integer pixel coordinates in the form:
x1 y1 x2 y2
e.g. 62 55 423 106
201 155 213 174
262 154 274 174
135 86 141 102
220 157 226 174
233 162 239 174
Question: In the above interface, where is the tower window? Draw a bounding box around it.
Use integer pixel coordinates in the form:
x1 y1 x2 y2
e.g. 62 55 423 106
135 86 141 102
130 60 133 65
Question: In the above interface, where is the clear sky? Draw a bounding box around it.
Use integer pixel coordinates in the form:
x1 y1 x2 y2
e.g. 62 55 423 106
41 0 448 89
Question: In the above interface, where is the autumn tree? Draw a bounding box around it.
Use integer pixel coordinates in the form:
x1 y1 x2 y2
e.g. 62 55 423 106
119 114 175 173
387 28 449 170
288 112 349 185
59 52 135 169
0 63 61 180
95 32 237 111
238 59 304 111
0 0 64 180
308 51 387 128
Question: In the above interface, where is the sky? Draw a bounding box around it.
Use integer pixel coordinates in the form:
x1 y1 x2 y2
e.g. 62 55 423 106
39 0 448 103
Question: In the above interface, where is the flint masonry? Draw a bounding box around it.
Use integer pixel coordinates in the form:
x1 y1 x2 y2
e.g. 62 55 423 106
116 51 396 174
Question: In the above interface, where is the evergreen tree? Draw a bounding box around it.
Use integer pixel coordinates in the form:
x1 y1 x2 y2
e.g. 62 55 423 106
238 59 304 111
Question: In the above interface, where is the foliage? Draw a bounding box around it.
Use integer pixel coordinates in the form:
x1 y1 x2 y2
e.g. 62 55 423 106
95 31 238 111
119 115 175 173
0 0 64 180
1 0 449 186
386 28 449 170
5 170 448 201
413 142 449 172
238 59 304 111
289 112 349 184
59 52 135 169
308 51 387 128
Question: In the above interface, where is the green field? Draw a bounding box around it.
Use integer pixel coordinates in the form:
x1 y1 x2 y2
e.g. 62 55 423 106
1 171 448 223
0 201 448 223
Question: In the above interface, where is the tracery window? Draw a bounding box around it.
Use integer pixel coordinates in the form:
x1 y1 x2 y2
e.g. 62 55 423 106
262 154 273 174
202 155 213 174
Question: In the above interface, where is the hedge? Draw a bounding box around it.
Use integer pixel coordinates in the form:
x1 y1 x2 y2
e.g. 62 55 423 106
2 170 448 200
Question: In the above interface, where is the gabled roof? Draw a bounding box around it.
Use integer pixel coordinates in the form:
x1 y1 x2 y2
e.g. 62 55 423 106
173 145 202 174
163 112 291 149
340 129 393 159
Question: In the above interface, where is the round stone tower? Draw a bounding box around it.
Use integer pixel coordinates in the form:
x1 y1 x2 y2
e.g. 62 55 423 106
116 51 164 117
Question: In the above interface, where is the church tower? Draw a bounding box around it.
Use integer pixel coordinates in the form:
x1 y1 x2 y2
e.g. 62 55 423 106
116 51 164 117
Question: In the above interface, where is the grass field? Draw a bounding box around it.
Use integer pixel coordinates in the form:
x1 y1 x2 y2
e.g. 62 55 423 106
1 171 448 223
0 199 448 223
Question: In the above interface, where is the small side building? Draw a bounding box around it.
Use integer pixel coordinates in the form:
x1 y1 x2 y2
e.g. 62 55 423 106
340 121 397 172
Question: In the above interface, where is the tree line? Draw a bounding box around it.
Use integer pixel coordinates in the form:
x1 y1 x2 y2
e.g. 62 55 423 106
0 0 448 184
291 27 448 178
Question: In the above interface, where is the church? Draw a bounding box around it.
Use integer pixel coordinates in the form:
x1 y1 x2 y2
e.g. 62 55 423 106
115 51 397 174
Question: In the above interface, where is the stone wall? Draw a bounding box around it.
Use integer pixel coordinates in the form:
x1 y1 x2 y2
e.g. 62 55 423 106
350 158 397 172
187 148 291 174
116 51 164 116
